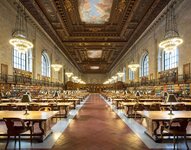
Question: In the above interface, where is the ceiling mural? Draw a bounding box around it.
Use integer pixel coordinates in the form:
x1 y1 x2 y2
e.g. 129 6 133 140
78 0 113 24
87 50 102 58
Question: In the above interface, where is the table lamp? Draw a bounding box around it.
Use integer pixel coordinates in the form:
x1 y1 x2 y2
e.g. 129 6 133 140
21 94 31 115
166 94 177 115
21 94 32 102
135 91 140 102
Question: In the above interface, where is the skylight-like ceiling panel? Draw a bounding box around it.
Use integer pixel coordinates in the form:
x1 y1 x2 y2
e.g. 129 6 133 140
87 50 102 58
78 0 113 24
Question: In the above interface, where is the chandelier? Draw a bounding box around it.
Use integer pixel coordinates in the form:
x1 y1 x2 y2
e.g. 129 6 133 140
9 2 33 53
72 76 78 81
128 64 139 72
117 71 124 77
51 64 62 71
65 72 73 78
159 5 183 53
112 75 118 81
108 78 113 83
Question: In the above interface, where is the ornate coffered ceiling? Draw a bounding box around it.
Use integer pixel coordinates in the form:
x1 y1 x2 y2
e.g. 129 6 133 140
20 0 170 73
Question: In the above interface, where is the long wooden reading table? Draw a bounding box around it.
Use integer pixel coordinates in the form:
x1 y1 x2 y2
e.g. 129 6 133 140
0 111 58 142
0 102 72 118
137 111 191 142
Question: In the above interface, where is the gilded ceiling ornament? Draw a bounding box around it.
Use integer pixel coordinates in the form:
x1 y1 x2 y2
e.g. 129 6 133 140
64 0 73 12
88 28 101 32
117 0 126 12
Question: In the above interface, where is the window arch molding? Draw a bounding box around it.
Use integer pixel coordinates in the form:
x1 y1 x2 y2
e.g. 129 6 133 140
41 50 50 77
140 51 149 77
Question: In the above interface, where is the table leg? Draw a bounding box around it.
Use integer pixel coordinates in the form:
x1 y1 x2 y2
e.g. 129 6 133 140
73 101 76 109
153 121 160 142
38 121 45 142
64 106 68 118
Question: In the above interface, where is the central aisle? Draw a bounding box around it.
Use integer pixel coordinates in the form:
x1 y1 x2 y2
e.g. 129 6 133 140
52 94 149 150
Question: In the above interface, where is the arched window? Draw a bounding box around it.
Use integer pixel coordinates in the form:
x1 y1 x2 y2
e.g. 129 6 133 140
158 48 178 71
41 51 50 77
140 53 149 77
13 49 32 72
123 67 126 82
129 69 134 80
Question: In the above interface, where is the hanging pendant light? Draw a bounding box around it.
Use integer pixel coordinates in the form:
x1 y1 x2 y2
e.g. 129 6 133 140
128 64 140 72
65 72 73 78
51 64 62 71
159 5 183 53
128 59 139 72
117 71 124 77
9 1 33 53
112 75 118 81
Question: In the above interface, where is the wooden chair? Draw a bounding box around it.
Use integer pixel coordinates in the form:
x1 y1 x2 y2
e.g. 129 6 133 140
174 103 186 111
3 118 33 149
39 107 51 111
29 103 40 111
149 103 161 111
133 103 145 118
6 104 17 111
48 103 59 111
161 118 189 150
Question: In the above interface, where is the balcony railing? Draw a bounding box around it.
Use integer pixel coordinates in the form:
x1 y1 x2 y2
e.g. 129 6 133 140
0 73 64 87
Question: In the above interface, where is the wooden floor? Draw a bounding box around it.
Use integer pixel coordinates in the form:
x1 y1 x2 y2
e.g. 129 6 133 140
52 94 149 150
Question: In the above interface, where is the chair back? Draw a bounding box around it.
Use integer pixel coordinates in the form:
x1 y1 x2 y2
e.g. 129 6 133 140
48 103 59 110
3 118 25 134
29 103 39 110
170 118 189 131
174 103 186 111
149 103 161 111
7 104 17 111
133 103 145 111
39 107 51 111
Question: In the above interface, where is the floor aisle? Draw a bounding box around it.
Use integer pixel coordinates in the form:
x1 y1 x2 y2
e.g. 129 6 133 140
52 94 149 150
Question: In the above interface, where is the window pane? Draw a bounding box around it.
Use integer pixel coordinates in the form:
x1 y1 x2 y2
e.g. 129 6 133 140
141 54 149 77
41 52 50 77
13 49 32 72
164 49 178 70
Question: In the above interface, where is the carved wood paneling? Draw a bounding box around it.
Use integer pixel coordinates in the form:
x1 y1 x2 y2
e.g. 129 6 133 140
20 0 170 73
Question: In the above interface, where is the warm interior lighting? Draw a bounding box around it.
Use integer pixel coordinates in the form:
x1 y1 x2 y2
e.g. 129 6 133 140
90 66 99 69
159 5 183 52
117 72 124 77
65 72 73 78
108 78 113 83
128 64 140 72
80 81 86 84
112 76 118 80
9 35 33 53
72 76 78 80
9 2 33 53
51 64 62 71
103 81 109 84
159 37 183 52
